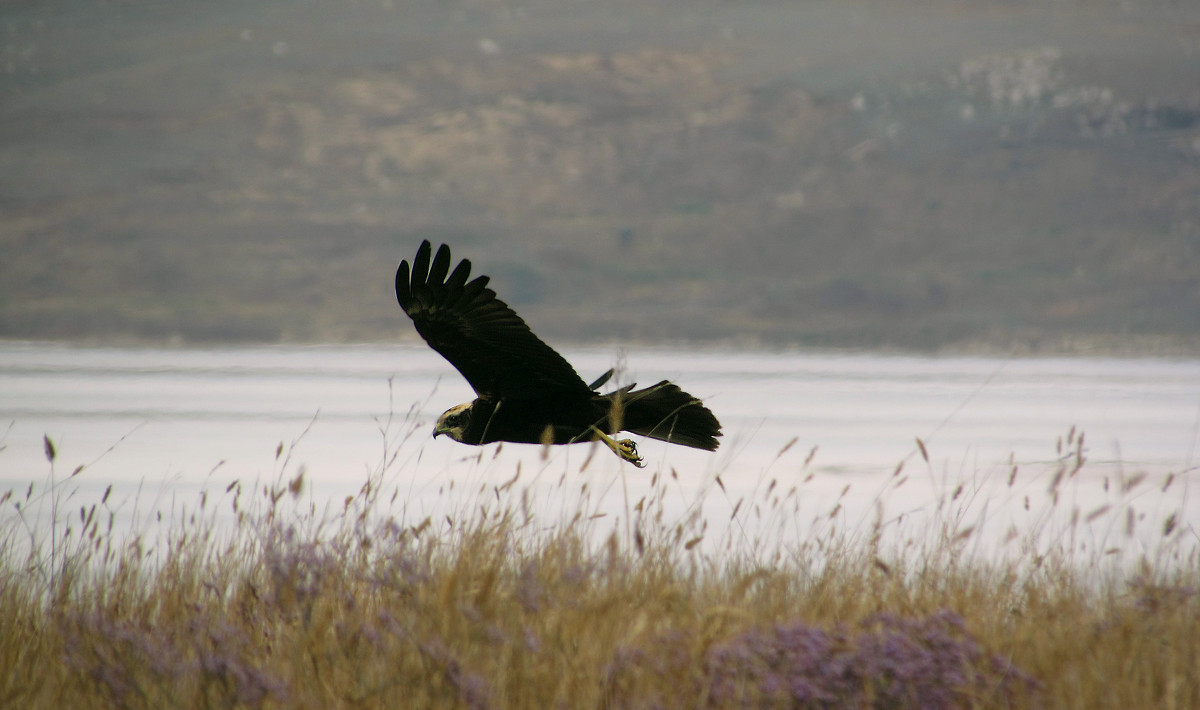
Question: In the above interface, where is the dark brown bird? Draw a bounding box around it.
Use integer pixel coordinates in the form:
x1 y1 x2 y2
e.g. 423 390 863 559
395 241 721 466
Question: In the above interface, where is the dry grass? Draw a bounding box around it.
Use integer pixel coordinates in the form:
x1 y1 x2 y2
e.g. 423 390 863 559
1 423 1197 709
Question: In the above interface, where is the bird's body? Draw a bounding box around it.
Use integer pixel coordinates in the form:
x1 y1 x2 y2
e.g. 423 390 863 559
432 379 717 449
395 241 721 465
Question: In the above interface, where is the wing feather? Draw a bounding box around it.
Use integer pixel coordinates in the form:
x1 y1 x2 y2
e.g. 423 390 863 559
410 241 431 291
396 241 590 399
458 275 489 308
427 241 451 286
394 261 411 306
445 259 471 292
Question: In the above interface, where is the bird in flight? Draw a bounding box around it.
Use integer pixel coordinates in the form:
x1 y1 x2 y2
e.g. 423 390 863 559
395 241 721 466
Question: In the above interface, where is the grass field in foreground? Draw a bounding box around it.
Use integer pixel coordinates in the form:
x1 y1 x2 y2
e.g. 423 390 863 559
1 434 1197 709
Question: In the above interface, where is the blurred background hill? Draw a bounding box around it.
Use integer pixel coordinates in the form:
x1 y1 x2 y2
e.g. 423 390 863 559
2 0 1198 353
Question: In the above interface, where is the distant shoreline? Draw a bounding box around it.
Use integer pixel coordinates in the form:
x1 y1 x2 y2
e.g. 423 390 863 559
4 0 1198 363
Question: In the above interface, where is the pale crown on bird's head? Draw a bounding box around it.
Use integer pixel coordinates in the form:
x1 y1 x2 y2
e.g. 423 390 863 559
433 402 472 442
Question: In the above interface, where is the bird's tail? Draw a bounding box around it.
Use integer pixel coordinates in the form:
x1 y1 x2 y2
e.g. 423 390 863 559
609 381 722 451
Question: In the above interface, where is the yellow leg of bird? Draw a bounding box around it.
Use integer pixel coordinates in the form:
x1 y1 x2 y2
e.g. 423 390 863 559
589 426 645 468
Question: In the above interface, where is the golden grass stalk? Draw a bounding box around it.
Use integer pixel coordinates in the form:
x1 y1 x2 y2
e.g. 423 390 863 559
1 430 1196 709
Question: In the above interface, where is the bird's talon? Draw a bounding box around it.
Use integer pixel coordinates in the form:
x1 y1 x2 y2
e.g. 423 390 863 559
588 426 645 467
615 439 645 468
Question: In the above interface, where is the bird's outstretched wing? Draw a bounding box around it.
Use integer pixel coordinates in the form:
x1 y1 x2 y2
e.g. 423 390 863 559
396 241 591 399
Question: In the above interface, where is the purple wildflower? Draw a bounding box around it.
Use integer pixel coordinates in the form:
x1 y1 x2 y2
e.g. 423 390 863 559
704 610 1038 709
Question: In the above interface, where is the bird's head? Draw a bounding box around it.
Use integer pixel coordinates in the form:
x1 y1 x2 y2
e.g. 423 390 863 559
433 402 472 442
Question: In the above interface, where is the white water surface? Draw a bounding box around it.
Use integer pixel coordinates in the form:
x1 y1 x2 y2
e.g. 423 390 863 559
2 343 1198 560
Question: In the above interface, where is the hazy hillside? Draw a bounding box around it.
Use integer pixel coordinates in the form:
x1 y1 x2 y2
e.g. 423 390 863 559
2 0 1198 352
